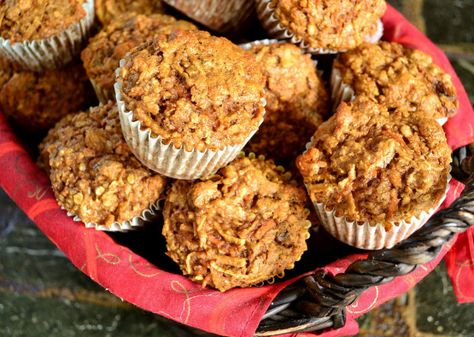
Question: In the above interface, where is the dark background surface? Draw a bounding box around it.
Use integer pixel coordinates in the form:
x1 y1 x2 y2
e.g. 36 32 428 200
1 1 474 336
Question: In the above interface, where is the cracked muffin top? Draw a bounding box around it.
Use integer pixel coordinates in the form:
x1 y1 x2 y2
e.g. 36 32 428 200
0 61 94 132
244 41 328 164
270 0 386 50
333 42 459 120
95 0 164 25
163 155 311 291
82 13 196 99
41 103 167 227
0 0 87 42
117 30 266 152
297 97 451 227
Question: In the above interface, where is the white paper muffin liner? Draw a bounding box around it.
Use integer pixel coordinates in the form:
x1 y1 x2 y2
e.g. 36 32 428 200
163 0 255 33
0 0 95 72
330 67 449 126
255 0 384 54
62 200 161 232
90 79 115 104
114 59 265 180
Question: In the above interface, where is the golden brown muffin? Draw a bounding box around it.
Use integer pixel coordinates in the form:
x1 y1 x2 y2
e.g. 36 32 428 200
0 61 95 132
244 42 328 164
163 155 311 291
270 0 386 50
81 13 196 102
333 42 459 120
95 0 164 26
0 0 87 42
297 96 451 228
117 30 266 152
42 103 167 228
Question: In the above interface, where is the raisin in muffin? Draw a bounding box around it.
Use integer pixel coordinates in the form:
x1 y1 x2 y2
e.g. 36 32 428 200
163 155 311 291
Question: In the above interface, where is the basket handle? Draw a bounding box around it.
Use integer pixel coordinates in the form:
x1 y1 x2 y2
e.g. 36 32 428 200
256 145 474 336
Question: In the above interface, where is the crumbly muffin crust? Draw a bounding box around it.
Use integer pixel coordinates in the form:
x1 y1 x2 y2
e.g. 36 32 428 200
271 0 386 50
0 61 95 132
297 97 451 227
0 0 87 42
42 103 167 227
118 30 266 152
81 13 196 100
333 42 459 119
163 155 310 291
244 42 328 164
95 0 163 25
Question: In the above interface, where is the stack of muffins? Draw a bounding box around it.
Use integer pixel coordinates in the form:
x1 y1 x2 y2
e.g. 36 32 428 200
0 0 457 291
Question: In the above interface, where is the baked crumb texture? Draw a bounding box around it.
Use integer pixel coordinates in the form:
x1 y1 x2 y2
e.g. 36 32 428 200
41 103 167 228
297 97 452 228
333 42 459 120
118 30 266 152
95 0 164 25
271 0 386 50
163 155 310 291
82 13 196 102
0 0 87 42
244 42 328 165
0 61 94 132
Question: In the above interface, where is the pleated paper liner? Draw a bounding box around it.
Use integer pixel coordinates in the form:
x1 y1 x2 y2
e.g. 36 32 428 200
0 0 95 72
330 67 449 126
255 0 384 54
63 199 162 232
162 0 255 33
114 59 266 180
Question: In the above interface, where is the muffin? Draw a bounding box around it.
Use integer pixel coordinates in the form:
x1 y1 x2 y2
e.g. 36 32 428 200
297 97 451 249
242 41 328 165
0 0 95 71
163 155 311 291
256 0 386 53
95 0 164 26
332 42 459 124
115 30 266 180
163 0 256 33
81 13 197 103
0 61 95 133
41 103 168 231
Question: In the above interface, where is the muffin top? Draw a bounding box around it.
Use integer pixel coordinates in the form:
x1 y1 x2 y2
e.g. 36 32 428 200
0 0 87 42
0 61 95 132
117 30 266 152
43 103 167 227
163 155 310 291
247 42 328 116
333 42 459 120
271 0 386 50
95 0 163 25
297 97 452 227
81 13 196 97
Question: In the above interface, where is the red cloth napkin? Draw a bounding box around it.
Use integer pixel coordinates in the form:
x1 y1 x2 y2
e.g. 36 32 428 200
0 5 472 337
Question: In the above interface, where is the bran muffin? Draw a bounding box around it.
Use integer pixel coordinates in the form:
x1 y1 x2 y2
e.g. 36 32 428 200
0 0 87 42
0 61 95 133
243 42 328 165
163 155 311 291
257 0 386 51
116 30 266 179
42 103 167 229
95 0 164 26
297 97 451 229
332 42 459 121
81 13 197 103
